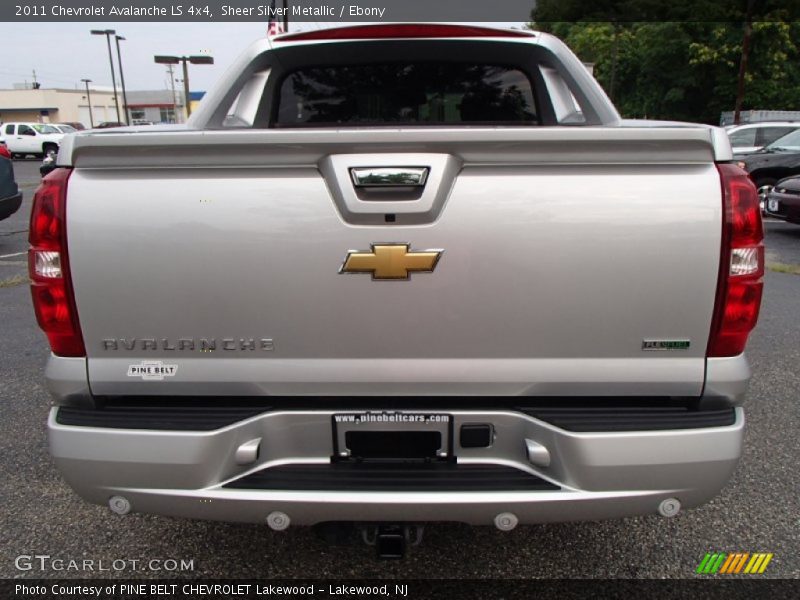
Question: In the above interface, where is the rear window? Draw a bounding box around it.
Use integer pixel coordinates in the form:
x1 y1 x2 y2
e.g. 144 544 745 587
275 62 538 127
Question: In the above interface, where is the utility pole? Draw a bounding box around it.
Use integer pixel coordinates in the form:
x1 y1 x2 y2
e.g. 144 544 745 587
609 23 620 102
32 69 40 89
733 0 756 125
114 35 130 125
154 54 214 119
282 0 289 30
91 29 122 123
181 59 191 119
81 79 94 127
165 64 179 123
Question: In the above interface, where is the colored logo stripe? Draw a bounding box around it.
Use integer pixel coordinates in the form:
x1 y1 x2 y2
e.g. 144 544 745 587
719 553 748 573
744 553 773 574
697 553 726 574
697 552 773 574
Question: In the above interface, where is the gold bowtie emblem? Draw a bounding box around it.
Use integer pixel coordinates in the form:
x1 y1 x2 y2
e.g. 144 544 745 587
340 244 443 280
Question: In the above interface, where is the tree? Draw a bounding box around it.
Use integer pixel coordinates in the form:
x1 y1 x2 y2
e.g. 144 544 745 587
530 0 800 123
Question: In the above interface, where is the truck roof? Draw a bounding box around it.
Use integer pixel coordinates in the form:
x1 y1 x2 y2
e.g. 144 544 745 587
272 23 537 43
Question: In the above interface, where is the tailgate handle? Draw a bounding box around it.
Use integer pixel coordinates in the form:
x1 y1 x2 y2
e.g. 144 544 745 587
350 167 429 188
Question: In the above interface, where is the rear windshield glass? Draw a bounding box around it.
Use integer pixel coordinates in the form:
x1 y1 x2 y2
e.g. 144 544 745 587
276 62 538 126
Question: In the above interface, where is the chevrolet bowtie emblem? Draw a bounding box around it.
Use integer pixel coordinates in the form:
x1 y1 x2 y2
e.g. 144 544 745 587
340 244 443 280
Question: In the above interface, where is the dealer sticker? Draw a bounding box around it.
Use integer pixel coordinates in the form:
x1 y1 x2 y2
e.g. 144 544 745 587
642 339 691 351
127 361 178 381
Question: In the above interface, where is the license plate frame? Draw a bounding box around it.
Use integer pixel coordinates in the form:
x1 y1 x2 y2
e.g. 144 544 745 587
332 411 453 460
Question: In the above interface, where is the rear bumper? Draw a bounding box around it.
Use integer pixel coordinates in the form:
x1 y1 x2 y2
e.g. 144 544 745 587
48 406 744 525
765 191 800 224
0 191 22 221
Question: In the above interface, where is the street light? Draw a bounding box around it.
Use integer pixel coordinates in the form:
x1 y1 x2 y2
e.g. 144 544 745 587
90 29 121 123
114 35 130 125
81 79 94 128
154 54 214 118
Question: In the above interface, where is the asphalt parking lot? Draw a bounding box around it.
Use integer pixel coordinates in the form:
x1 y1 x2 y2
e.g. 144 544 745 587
1 159 798 579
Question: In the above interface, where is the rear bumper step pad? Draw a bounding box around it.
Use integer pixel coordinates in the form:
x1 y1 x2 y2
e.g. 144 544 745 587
55 401 736 432
225 463 559 492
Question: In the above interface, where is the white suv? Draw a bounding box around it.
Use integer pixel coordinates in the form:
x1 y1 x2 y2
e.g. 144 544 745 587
0 122 65 158
727 121 800 155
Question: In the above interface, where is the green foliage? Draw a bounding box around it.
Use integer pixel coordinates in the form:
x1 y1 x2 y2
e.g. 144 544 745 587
530 2 800 123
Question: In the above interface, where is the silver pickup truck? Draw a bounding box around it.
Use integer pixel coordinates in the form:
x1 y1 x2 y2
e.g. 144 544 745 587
32 24 763 554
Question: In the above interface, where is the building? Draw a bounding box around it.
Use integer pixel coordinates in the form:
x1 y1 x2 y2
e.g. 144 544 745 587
0 87 119 127
189 91 206 117
0 87 206 127
126 90 183 124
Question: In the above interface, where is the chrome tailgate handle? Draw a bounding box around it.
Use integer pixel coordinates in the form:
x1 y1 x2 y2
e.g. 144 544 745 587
322 154 459 224
350 167 429 188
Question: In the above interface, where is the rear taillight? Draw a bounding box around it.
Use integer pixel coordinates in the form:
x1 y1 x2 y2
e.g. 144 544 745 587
708 164 764 357
28 168 85 357
275 24 535 42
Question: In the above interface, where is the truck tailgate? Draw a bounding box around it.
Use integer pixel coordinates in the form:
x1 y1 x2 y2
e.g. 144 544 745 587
65 128 722 397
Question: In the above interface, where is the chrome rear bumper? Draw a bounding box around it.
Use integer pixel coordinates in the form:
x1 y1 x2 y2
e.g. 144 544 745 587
48 407 744 525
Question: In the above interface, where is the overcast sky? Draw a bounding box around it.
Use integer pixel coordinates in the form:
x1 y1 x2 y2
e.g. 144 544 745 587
0 22 527 93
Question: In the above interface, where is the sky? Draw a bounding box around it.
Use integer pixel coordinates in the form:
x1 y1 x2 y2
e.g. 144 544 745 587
0 22 528 93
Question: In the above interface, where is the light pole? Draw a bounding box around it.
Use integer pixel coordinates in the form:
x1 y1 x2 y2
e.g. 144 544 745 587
164 64 179 123
114 35 130 125
154 54 213 119
81 79 94 128
91 29 121 123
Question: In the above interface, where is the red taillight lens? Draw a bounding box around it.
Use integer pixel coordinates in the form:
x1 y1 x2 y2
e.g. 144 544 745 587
28 168 85 357
275 24 534 42
726 170 763 246
708 164 764 357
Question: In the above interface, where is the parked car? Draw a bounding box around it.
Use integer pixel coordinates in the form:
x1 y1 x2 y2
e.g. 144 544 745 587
764 176 800 224
736 127 800 208
60 122 86 131
39 151 57 177
51 123 78 134
727 121 800 154
0 152 22 220
95 121 125 129
0 122 64 158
